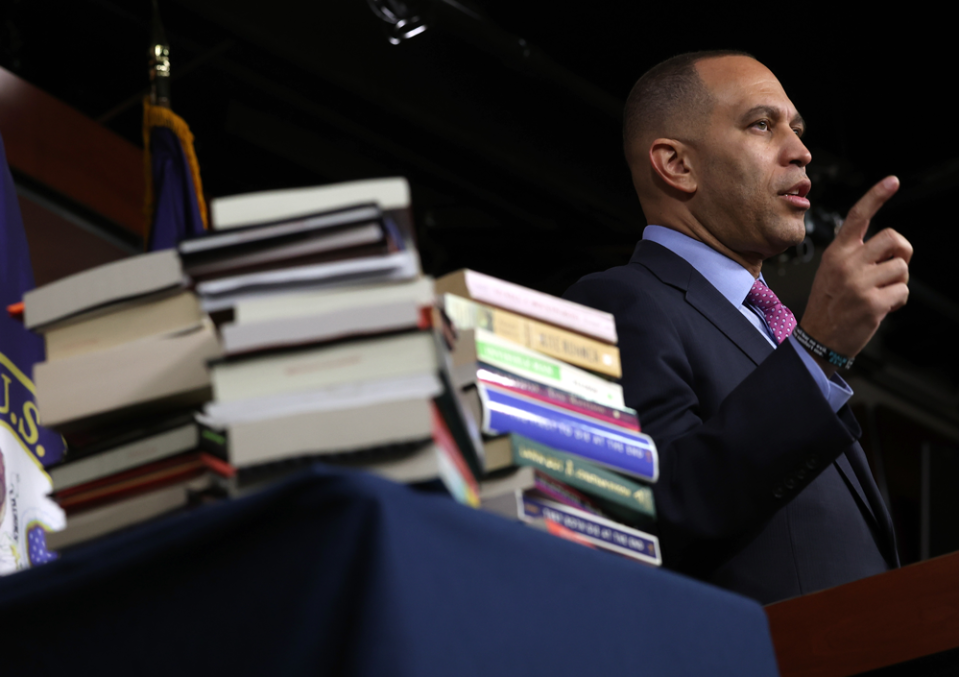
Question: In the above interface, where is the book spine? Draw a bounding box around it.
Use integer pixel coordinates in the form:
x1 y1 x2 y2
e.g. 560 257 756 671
473 329 625 409
521 496 661 565
532 471 602 515
479 385 658 482
476 363 639 431
430 403 479 507
510 435 655 519
462 270 618 344
442 294 621 377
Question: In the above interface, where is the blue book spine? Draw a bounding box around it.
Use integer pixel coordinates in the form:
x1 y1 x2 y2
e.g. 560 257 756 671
479 384 659 482
521 496 661 565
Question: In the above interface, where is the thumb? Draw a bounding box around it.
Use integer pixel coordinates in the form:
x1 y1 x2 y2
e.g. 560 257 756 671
836 176 900 244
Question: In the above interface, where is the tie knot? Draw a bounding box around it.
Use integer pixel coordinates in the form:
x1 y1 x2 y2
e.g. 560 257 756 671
746 279 796 345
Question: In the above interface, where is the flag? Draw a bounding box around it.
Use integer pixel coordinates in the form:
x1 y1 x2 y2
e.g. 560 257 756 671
143 98 207 251
0 132 66 572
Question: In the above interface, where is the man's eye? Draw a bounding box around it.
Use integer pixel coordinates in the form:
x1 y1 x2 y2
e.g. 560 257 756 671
753 120 770 131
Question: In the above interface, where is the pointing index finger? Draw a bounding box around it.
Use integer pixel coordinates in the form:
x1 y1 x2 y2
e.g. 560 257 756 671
837 176 900 244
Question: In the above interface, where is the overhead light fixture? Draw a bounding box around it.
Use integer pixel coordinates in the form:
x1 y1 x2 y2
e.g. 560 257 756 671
366 0 430 45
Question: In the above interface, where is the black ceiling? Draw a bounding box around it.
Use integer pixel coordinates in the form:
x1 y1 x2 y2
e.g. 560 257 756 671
3 0 959 397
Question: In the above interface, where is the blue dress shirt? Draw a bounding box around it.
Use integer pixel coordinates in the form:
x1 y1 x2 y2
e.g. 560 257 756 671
643 226 852 412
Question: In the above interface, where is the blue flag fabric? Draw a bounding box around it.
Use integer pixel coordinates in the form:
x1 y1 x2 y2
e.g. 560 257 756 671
0 131 66 571
143 100 207 251
146 125 206 251
0 134 65 468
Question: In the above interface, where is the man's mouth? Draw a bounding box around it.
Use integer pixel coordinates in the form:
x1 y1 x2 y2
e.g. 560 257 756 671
779 179 811 209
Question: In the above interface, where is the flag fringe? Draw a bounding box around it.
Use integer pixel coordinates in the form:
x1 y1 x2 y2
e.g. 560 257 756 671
142 98 209 244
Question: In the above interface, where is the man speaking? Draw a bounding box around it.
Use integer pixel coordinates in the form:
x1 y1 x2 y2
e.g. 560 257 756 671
564 51 911 605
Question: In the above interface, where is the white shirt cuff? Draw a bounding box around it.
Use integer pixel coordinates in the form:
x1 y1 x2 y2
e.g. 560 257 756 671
787 335 853 412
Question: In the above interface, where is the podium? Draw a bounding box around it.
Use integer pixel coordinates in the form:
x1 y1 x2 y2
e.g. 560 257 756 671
767 551 959 676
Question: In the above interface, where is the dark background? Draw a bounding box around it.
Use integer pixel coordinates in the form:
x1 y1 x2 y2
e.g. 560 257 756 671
3 0 959 564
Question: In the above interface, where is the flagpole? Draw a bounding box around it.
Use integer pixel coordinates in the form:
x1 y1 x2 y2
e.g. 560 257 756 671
148 0 171 109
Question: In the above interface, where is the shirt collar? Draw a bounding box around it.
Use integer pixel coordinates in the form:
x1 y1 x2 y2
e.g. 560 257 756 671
642 225 759 306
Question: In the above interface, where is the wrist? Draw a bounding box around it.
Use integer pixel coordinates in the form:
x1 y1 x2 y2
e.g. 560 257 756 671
791 326 854 378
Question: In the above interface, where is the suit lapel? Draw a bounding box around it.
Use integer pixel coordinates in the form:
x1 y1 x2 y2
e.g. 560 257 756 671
632 240 774 366
834 452 876 523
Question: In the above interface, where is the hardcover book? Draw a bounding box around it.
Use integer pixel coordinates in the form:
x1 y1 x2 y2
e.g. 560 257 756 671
54 452 234 514
196 249 421 313
210 177 410 231
46 473 218 551
220 300 427 356
233 277 434 324
34 321 221 433
183 222 388 281
49 418 201 492
42 291 202 362
226 375 444 467
210 331 439 404
182 203 383 257
24 249 185 329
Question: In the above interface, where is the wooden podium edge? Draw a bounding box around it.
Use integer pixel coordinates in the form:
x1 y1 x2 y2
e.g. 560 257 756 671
0 66 144 237
766 551 959 677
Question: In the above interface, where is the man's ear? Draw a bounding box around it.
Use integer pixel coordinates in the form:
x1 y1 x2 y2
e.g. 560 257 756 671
649 139 697 195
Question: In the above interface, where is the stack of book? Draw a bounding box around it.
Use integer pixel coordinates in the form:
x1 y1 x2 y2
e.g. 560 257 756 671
435 269 662 566
24 250 228 550
194 178 482 505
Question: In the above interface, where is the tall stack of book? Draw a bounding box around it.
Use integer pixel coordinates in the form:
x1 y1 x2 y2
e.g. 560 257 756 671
435 269 662 566
193 178 482 505
24 250 228 550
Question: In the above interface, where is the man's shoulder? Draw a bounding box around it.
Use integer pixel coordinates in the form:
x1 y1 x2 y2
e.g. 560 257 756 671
562 242 687 315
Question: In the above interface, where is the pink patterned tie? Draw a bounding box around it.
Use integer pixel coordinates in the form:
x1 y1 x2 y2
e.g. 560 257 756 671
746 279 796 345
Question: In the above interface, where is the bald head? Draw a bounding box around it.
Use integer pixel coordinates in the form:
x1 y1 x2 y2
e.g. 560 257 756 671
623 50 754 165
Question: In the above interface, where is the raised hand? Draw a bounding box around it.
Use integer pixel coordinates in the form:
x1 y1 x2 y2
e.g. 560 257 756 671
799 176 912 376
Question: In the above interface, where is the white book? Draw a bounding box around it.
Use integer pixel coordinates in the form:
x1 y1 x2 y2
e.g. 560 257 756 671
182 204 382 254
195 250 420 312
221 300 421 355
24 249 184 329
435 269 617 344
35 321 221 431
43 291 203 362
205 373 443 426
211 331 438 404
211 177 410 230
229 394 437 467
234 277 434 324
184 222 384 278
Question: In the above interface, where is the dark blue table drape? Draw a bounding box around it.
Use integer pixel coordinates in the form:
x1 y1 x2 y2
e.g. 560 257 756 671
0 464 780 676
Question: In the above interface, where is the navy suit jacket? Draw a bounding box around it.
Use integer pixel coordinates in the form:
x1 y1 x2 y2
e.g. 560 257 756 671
564 240 899 605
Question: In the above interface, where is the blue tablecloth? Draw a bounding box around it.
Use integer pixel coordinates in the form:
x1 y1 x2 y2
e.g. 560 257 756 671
0 465 780 676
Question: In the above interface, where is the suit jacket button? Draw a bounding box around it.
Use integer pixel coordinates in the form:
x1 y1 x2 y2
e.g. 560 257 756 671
785 478 796 490
773 486 785 499
795 468 806 481
806 457 818 469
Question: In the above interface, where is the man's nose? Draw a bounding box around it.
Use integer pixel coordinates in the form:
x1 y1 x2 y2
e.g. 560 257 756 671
786 134 812 168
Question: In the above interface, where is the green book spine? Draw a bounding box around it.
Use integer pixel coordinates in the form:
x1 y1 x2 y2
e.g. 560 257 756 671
509 434 656 520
